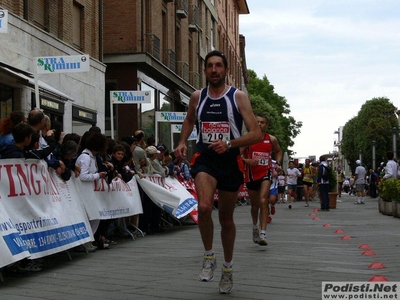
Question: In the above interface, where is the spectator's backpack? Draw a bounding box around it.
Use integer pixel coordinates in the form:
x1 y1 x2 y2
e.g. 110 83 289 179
322 165 332 181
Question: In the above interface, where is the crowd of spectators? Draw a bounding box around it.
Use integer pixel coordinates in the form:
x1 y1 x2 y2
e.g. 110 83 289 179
0 109 192 276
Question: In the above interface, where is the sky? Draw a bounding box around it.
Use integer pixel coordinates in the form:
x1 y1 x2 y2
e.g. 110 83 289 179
239 0 400 161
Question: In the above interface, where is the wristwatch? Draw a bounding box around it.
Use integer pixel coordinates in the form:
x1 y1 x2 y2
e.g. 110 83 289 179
225 140 232 150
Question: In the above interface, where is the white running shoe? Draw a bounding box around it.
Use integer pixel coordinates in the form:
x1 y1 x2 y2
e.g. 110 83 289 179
258 232 268 246
198 254 216 282
218 266 233 294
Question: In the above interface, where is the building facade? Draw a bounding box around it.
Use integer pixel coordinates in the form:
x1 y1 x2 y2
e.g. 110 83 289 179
0 0 249 146
0 0 105 136
103 0 249 153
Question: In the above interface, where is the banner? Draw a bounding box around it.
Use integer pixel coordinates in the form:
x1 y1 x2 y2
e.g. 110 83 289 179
0 160 144 267
0 10 8 33
72 176 143 220
110 91 152 104
35 55 90 74
136 175 197 219
0 160 93 263
0 201 30 268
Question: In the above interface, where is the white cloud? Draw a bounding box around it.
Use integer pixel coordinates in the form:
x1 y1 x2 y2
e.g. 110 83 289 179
240 1 400 160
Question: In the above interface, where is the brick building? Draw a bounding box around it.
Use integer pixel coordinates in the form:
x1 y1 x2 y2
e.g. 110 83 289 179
103 0 249 153
0 0 104 135
0 0 249 145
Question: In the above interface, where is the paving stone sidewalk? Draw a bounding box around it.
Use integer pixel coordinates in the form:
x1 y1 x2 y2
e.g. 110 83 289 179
1 193 399 300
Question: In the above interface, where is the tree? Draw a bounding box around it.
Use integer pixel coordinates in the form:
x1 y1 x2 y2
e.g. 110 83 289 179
341 97 398 171
246 70 302 156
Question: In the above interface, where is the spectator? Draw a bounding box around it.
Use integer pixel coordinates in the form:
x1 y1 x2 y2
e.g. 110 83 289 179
383 151 398 180
317 156 330 211
0 111 27 154
1 123 34 158
49 140 80 181
76 132 108 251
354 160 367 204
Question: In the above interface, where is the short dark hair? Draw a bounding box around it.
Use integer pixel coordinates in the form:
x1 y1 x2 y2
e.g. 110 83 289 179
204 50 228 69
255 113 269 124
12 123 34 143
112 143 126 154
60 140 78 156
320 155 326 162
85 132 107 153
387 151 394 160
63 133 81 145
89 126 101 134
27 130 40 148
121 136 137 146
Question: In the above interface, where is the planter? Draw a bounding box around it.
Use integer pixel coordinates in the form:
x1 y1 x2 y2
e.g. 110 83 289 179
378 198 385 214
384 200 394 216
329 192 338 209
393 201 400 218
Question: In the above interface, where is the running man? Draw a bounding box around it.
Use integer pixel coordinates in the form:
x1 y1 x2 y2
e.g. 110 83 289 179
174 50 262 294
243 114 282 246
286 161 302 209
302 159 314 207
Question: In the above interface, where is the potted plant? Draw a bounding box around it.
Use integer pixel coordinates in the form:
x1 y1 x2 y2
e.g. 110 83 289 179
328 168 338 209
378 178 400 217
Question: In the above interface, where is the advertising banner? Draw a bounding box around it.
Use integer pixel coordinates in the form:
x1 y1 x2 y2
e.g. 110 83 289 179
35 55 90 74
136 175 197 219
72 176 143 220
0 160 93 262
110 91 152 104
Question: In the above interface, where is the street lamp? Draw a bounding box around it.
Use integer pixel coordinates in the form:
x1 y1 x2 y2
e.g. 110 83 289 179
372 140 376 170
392 127 397 159
359 150 362 164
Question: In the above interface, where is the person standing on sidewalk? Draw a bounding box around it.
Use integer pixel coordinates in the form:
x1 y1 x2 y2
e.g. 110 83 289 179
383 151 398 180
317 156 330 211
354 159 367 204
174 50 262 294
242 114 282 246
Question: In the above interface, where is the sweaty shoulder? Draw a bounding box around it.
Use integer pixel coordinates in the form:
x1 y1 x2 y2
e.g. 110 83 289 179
190 90 201 106
234 90 251 111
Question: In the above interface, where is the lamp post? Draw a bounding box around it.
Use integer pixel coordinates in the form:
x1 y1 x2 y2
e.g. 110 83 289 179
359 150 362 164
372 140 376 170
392 127 397 159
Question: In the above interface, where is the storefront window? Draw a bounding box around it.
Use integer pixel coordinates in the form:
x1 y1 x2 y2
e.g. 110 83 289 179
140 82 155 141
0 84 13 119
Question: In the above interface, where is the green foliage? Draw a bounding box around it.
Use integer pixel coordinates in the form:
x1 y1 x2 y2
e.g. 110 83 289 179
329 170 338 192
378 178 400 202
246 70 302 156
341 97 398 171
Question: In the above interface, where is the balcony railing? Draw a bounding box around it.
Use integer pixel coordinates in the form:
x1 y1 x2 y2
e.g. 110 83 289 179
145 34 160 60
163 49 176 73
190 71 200 89
176 0 188 18
177 61 189 82
189 5 201 32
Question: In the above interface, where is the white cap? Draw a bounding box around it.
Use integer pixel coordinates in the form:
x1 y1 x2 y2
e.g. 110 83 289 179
356 159 361 165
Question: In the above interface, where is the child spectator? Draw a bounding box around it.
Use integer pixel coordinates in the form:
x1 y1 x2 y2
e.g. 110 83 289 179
0 111 27 155
1 123 34 158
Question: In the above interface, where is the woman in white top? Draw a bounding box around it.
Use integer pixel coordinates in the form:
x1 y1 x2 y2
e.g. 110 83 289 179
76 132 109 250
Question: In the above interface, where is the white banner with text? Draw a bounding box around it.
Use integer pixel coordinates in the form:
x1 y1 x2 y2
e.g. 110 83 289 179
136 174 197 219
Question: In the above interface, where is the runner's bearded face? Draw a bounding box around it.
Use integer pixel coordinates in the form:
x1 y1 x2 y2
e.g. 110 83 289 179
205 57 227 87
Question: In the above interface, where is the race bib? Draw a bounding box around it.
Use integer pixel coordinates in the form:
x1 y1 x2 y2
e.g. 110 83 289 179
252 151 271 166
201 122 230 144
